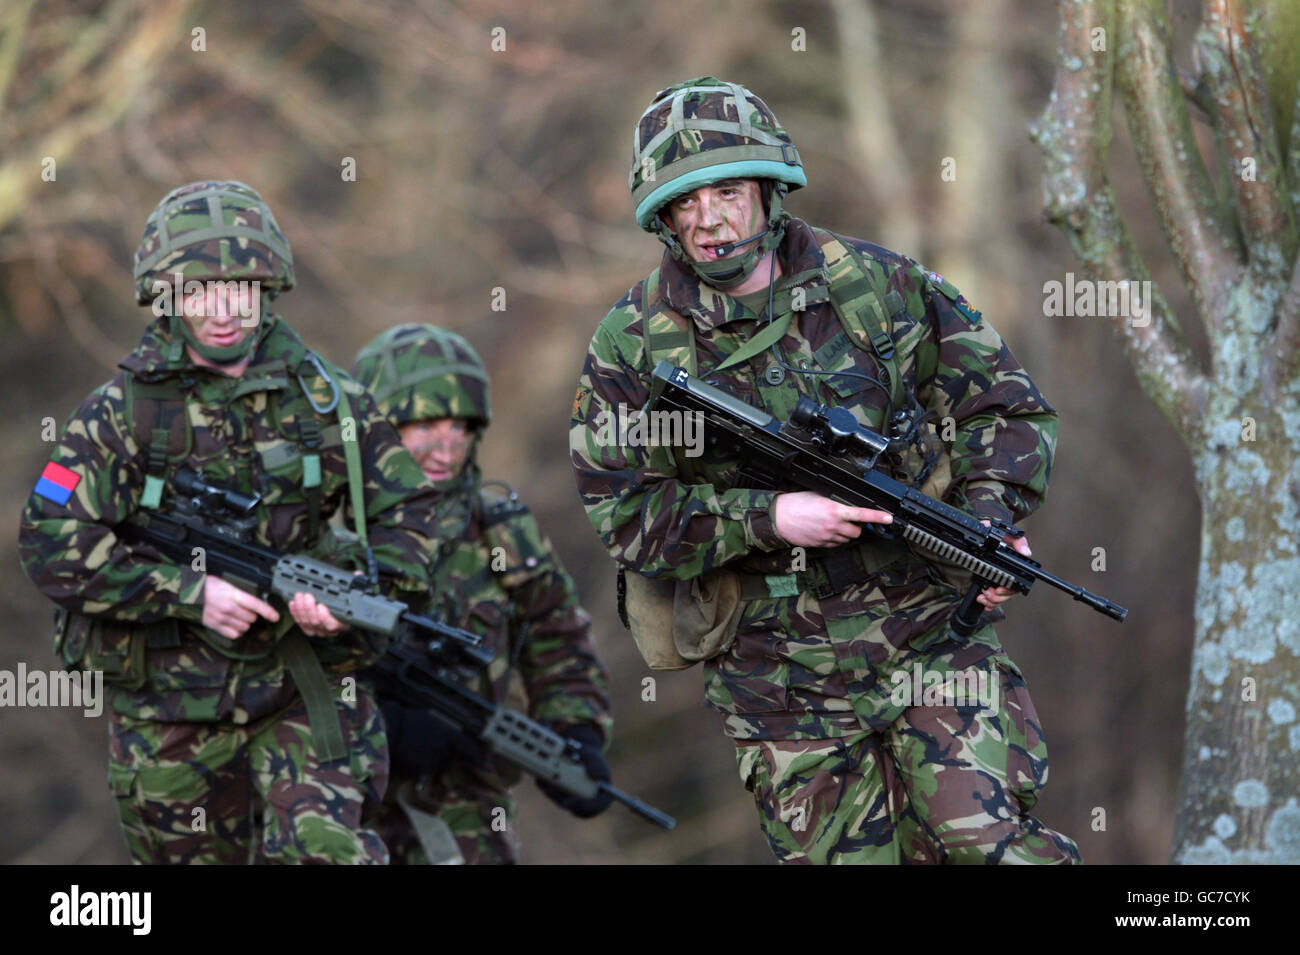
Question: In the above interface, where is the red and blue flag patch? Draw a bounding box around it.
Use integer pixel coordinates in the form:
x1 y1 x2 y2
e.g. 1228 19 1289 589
34 461 81 506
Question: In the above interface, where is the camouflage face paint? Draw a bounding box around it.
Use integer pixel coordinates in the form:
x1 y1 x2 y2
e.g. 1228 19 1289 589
665 179 767 264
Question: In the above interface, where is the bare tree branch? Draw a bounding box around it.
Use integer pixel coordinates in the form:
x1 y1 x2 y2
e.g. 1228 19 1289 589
1033 0 1209 444
0 0 36 120
1195 0 1296 271
829 0 922 256
0 0 190 233
1114 0 1240 324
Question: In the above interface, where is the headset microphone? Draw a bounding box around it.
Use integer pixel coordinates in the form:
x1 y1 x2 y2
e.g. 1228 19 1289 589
713 228 770 258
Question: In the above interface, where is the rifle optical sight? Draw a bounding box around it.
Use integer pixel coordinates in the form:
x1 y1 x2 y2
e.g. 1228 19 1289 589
173 468 261 515
791 398 889 462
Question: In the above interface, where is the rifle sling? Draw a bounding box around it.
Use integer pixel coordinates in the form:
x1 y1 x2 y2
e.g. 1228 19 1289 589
276 630 347 763
395 780 465 864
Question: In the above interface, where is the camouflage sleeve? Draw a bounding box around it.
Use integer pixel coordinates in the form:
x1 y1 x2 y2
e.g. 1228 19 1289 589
911 268 1059 527
570 299 786 581
336 380 435 598
501 512 613 746
17 381 205 623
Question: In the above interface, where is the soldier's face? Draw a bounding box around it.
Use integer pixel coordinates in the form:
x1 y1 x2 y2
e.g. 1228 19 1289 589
662 178 767 263
398 418 473 484
181 283 255 350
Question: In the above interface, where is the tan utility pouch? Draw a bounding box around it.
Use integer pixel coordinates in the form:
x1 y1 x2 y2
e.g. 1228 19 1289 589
621 568 744 671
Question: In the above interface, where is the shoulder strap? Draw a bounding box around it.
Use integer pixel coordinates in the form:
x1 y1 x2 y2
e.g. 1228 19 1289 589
642 267 698 376
815 230 907 410
314 361 369 550
124 373 192 509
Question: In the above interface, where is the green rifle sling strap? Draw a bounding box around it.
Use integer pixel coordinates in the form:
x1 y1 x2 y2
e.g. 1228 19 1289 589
714 311 794 371
333 384 369 548
275 630 348 763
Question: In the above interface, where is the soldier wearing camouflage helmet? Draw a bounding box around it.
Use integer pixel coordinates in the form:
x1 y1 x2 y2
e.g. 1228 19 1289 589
570 77 1080 863
353 324 613 865
18 180 439 864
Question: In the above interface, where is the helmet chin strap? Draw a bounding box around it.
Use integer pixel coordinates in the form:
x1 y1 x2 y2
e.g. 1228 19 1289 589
655 184 790 290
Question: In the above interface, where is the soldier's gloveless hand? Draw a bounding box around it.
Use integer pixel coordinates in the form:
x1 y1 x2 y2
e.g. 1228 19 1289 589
976 523 1032 610
201 575 280 639
286 592 349 637
773 491 893 548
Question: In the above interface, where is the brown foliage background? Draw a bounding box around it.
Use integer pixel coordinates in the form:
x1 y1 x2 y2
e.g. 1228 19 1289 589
0 0 1203 863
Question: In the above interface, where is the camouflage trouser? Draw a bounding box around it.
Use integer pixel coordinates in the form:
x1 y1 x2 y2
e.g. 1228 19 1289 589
376 768 519 865
107 686 389 864
736 660 1081 864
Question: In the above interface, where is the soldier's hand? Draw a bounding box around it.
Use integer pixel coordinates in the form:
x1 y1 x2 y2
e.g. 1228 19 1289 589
202 575 280 639
773 491 892 548
977 521 1030 609
538 726 615 819
287 592 349 637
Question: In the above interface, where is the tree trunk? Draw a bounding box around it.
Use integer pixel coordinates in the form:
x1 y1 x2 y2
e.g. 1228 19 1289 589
1035 0 1300 863
1175 395 1300 862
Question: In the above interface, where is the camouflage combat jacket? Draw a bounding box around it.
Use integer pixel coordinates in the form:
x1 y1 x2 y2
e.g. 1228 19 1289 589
420 478 613 769
18 314 437 723
570 218 1059 740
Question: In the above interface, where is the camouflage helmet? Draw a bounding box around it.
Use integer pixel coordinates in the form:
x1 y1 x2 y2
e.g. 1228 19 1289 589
351 324 490 428
133 180 295 304
629 76 806 231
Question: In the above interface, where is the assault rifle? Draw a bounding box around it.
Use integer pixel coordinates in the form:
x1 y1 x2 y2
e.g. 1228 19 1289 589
116 468 492 666
371 640 677 831
648 361 1127 635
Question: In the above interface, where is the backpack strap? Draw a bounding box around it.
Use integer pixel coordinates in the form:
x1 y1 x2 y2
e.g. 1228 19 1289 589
815 229 908 410
642 267 698 376
124 374 192 509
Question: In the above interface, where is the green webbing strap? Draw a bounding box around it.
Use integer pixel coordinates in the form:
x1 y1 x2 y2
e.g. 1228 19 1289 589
128 375 191 510
276 630 347 762
334 385 368 547
715 311 794 371
140 427 170 508
299 418 323 541
643 268 699 377
820 234 906 410
227 360 289 401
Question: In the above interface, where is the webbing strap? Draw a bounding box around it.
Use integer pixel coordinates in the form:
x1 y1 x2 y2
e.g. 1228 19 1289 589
276 630 347 763
299 418 323 541
227 359 289 400
715 312 794 371
819 234 906 409
130 374 190 510
140 427 170 508
643 268 699 376
334 386 368 548
396 781 465 864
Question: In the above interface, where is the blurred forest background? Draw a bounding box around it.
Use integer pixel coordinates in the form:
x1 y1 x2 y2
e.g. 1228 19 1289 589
0 0 1212 864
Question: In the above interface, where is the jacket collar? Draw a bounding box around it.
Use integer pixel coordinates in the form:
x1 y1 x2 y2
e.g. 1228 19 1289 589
119 313 298 380
656 216 830 331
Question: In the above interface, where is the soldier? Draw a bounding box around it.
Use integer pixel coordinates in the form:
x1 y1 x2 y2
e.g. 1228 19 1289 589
352 324 613 865
18 181 437 865
570 77 1081 864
